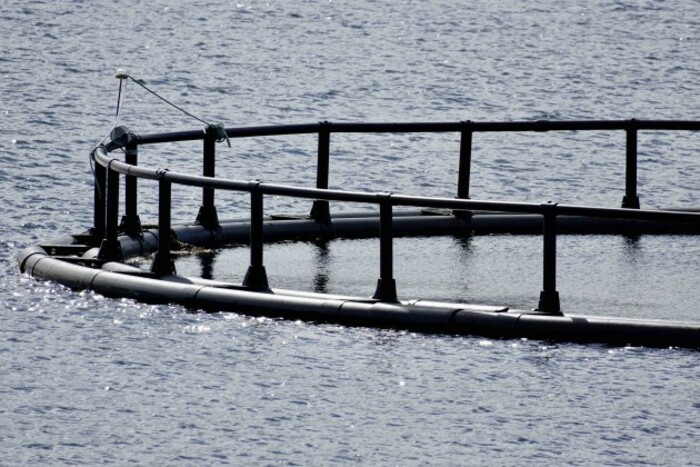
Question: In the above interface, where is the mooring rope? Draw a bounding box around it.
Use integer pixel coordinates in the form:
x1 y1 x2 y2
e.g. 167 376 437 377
114 69 231 147
90 69 232 199
90 71 129 188
114 74 128 128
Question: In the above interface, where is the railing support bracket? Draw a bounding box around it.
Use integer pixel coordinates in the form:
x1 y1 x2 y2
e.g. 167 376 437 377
150 173 176 276
536 202 562 315
242 182 270 290
372 193 399 303
310 121 332 224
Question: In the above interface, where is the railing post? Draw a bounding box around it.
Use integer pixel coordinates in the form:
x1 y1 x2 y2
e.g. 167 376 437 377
536 202 561 314
150 171 176 275
98 161 123 261
622 119 640 209
119 143 142 236
92 150 106 246
196 127 220 229
243 182 269 290
457 122 473 200
310 121 332 224
454 122 473 219
372 194 398 302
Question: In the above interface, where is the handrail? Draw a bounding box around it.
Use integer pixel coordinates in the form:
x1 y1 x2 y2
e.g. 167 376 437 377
91 123 700 314
128 119 700 146
114 118 700 216
93 147 700 222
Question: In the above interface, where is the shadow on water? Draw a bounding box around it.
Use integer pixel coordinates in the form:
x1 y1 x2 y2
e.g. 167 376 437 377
196 250 219 280
621 234 642 268
622 233 641 251
454 234 475 300
455 234 474 258
312 239 331 294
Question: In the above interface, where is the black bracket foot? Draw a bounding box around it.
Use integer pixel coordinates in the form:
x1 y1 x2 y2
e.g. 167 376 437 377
150 251 176 276
621 195 640 209
243 265 270 291
536 291 562 315
120 214 143 237
97 239 123 262
310 200 331 225
372 278 398 303
195 205 220 230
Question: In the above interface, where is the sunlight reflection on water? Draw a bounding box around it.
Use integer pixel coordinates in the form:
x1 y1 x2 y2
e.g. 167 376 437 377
3 0 700 464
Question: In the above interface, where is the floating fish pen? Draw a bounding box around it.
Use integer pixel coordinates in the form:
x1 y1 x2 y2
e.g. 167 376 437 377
17 118 700 349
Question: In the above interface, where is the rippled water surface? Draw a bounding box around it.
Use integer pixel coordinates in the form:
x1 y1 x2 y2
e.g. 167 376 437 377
2 0 700 464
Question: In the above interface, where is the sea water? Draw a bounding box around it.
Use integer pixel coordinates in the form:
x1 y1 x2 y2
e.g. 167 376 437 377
1 0 699 464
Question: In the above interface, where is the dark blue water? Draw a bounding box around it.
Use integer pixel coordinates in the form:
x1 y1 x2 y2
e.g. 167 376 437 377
2 0 699 464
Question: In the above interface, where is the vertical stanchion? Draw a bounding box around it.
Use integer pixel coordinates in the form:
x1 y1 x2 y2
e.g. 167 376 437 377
537 202 561 314
310 121 331 224
120 144 142 236
454 122 473 219
372 194 398 302
243 182 269 290
622 120 640 209
196 127 220 228
92 150 106 245
150 172 176 275
98 162 123 261
457 122 473 200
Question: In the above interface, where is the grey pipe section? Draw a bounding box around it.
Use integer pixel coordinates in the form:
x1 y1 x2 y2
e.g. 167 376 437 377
17 231 700 349
171 214 700 249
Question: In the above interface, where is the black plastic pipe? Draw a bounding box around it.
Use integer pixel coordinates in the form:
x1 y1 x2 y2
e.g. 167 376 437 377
93 145 700 225
17 243 700 349
130 120 700 147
